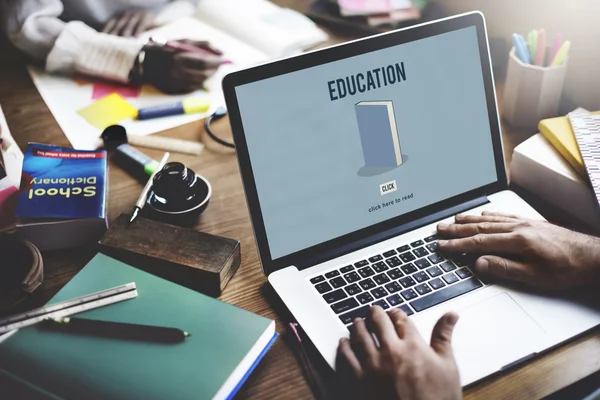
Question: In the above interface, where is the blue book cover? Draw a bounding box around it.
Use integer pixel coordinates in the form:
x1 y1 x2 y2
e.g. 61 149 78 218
355 101 403 167
16 144 107 220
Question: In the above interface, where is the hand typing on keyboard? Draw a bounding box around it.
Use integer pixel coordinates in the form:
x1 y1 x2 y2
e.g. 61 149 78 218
437 211 600 290
336 306 461 400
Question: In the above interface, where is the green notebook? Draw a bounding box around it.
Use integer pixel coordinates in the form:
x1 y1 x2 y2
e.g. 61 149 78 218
0 254 276 400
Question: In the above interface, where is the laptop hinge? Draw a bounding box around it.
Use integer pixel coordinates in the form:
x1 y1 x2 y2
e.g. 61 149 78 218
296 196 490 271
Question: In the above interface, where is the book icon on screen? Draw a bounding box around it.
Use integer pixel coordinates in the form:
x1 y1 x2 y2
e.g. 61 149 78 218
355 101 403 168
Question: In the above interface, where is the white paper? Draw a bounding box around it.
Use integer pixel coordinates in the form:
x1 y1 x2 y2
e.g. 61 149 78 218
0 105 23 189
338 0 412 16
28 17 269 150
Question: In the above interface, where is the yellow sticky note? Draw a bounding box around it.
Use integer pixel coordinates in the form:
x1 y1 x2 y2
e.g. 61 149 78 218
77 93 138 129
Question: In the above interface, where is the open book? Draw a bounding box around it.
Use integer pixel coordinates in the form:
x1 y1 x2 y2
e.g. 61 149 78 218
195 0 328 57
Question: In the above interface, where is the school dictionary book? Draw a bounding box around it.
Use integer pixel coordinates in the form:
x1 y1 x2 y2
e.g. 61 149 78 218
355 101 404 167
0 253 277 400
15 143 108 250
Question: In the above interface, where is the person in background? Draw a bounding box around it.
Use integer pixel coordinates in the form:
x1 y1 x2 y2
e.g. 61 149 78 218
337 212 600 400
0 0 225 93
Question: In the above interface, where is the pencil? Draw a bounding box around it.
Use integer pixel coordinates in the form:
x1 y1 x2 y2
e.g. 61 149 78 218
129 152 170 224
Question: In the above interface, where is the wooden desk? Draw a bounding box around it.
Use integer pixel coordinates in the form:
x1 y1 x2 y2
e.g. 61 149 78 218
1 3 599 398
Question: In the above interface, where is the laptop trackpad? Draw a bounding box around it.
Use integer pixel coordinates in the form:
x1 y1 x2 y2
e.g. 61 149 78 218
452 292 545 382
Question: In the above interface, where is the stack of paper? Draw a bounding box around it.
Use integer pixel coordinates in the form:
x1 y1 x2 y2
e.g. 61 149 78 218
568 113 600 212
337 0 421 26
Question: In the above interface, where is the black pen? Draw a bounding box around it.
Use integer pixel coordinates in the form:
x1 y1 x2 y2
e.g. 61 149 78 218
49 317 190 343
0 138 6 180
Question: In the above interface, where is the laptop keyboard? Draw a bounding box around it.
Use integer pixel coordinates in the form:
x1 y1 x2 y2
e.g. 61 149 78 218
309 234 484 329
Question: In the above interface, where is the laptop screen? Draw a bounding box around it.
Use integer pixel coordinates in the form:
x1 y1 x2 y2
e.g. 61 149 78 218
234 26 497 260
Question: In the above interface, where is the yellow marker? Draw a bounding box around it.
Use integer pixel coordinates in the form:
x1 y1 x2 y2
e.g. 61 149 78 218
182 98 211 114
137 98 211 120
550 40 571 66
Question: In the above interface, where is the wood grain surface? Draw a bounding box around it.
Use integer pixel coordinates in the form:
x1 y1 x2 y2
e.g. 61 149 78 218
1 2 599 399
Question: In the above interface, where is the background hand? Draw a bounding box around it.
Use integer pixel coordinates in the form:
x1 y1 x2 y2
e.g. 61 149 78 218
141 41 225 94
437 212 600 290
336 307 461 400
102 10 153 37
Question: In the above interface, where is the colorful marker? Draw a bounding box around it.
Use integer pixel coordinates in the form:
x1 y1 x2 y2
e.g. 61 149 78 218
527 29 538 61
534 29 546 66
512 33 530 64
550 40 571 66
115 144 159 176
548 32 563 66
137 98 211 120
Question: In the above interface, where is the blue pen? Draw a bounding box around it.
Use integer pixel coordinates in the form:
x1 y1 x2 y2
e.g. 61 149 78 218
512 33 530 64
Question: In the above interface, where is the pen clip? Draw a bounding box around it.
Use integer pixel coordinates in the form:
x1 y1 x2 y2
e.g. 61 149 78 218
288 322 327 400
289 322 302 343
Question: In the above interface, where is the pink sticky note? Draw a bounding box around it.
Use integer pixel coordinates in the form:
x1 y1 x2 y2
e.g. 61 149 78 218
92 82 142 100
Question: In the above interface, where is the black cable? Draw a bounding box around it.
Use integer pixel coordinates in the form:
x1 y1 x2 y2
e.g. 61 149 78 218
204 106 235 149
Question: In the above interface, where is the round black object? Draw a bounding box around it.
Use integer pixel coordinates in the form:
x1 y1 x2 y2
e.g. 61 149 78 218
100 125 128 151
0 233 43 312
144 162 211 227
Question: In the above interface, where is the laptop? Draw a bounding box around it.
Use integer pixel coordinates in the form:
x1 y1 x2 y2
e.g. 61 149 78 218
222 12 600 386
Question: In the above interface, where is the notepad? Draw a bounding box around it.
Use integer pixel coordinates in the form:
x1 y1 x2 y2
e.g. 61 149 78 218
0 254 276 400
569 114 600 210
76 93 138 129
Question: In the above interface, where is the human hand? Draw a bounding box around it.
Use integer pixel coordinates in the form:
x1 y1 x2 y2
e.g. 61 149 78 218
140 41 225 94
102 10 153 37
336 307 461 400
436 212 600 290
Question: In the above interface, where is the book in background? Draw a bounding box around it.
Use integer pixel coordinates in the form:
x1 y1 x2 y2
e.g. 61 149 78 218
538 109 600 180
306 0 445 36
15 144 108 250
337 0 422 26
338 0 413 16
0 253 277 400
510 133 600 232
